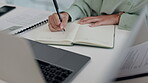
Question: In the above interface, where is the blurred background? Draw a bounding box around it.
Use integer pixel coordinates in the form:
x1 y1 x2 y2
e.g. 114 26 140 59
0 0 75 12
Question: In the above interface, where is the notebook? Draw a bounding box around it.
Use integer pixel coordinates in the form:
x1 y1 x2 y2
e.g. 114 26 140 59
32 21 115 48
0 5 51 35
0 5 115 48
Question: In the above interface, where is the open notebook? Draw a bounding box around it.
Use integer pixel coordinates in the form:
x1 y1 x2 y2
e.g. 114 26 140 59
33 21 115 48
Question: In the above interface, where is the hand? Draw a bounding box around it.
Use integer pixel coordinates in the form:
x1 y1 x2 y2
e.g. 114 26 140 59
48 12 69 32
78 13 123 27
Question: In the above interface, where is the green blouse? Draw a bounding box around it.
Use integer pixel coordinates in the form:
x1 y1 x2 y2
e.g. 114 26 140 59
65 0 147 30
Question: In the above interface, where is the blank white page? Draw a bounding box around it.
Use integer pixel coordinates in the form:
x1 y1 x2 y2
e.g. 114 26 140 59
74 24 115 47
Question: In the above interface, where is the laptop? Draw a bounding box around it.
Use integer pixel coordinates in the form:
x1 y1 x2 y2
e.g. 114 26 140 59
113 6 148 82
0 32 90 83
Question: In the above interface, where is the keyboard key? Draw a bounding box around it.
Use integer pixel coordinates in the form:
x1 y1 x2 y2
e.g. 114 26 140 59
36 60 73 83
55 76 64 81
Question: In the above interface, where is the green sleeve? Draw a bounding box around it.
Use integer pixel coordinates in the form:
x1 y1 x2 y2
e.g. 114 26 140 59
118 13 139 30
119 0 147 30
64 0 92 21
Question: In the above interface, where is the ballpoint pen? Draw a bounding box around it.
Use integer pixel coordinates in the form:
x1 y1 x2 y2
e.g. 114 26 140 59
53 0 65 31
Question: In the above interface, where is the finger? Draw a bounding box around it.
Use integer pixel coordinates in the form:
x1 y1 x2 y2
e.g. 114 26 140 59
90 21 104 27
79 16 102 24
48 16 56 29
48 25 57 32
51 16 62 30
48 15 51 25
79 18 101 24
90 20 117 27
60 17 68 29
52 13 61 26
48 15 54 26
79 17 97 22
79 17 96 22
49 16 57 30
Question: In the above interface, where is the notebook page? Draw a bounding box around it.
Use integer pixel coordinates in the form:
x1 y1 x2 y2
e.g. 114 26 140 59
34 21 80 44
74 25 115 47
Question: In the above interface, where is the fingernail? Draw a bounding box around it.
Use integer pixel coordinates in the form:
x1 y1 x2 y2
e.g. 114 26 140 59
89 25 93 27
60 25 64 29
78 21 81 24
79 22 83 24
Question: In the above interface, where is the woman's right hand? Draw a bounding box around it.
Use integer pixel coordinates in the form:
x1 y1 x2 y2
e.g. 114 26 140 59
48 12 69 32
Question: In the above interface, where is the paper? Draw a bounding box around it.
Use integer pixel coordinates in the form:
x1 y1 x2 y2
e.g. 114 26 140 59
74 25 115 47
118 41 148 78
0 6 51 32
33 21 115 48
35 21 80 42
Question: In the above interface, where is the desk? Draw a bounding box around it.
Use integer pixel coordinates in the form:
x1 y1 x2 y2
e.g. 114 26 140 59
0 3 130 83
20 26 130 83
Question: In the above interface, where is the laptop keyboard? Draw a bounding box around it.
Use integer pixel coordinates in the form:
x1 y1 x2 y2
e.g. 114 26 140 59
37 60 73 83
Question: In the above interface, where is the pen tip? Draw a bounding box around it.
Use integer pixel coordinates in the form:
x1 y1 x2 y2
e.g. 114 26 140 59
63 28 65 31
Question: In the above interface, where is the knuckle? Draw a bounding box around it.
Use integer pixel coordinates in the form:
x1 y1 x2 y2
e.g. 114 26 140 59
53 13 57 17
48 16 52 21
51 29 57 32
48 15 51 18
50 27 57 32
49 27 54 32
55 21 60 25
48 16 51 19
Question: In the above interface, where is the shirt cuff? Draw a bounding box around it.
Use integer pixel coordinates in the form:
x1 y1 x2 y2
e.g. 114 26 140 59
64 6 84 21
118 13 138 30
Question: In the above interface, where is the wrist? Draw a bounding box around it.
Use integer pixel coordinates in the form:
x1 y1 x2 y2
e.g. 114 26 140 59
65 12 72 22
115 12 124 24
60 12 71 22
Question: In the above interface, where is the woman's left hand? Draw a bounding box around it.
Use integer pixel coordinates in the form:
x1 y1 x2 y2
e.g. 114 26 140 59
78 13 123 27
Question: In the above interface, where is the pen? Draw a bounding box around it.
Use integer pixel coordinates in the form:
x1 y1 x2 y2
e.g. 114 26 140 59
53 0 65 31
